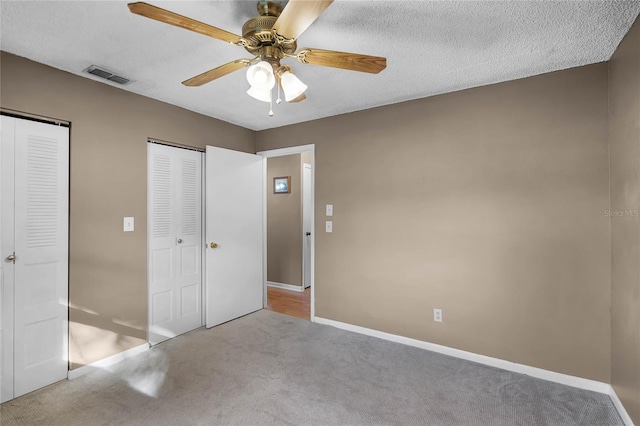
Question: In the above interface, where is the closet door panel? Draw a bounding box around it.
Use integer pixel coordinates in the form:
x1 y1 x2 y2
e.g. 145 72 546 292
174 152 202 329
13 118 69 398
148 145 176 344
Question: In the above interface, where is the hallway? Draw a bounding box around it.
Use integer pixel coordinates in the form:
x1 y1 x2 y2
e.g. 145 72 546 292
265 286 310 320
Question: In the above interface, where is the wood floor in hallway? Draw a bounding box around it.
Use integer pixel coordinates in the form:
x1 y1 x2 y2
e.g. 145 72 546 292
265 286 310 320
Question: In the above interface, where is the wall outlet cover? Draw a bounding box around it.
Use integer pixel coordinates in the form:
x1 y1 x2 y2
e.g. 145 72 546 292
123 217 134 232
434 308 443 323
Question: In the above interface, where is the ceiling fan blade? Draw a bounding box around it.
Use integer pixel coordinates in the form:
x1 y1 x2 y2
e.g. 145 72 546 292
298 48 387 74
272 0 334 41
128 2 242 45
182 60 251 87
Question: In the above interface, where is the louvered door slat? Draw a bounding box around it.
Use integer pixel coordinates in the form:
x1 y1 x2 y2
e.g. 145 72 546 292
152 154 172 238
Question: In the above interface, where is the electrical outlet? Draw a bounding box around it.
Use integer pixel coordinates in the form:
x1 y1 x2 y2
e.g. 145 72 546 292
433 308 442 323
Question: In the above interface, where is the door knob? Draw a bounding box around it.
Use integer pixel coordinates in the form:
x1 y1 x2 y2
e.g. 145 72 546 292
210 242 218 249
6 254 16 262
177 238 183 244
306 232 311 236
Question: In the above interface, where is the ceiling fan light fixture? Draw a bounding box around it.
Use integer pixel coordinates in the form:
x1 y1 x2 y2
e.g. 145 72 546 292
246 61 275 90
247 85 272 103
279 70 307 102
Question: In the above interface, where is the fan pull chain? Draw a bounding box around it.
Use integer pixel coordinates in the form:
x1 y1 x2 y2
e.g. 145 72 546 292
276 83 282 104
268 91 274 117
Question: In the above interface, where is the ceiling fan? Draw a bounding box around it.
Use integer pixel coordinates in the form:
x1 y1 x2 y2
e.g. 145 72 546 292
128 0 387 114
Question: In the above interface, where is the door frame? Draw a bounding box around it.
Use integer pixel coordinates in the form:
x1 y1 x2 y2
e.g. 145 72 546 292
257 145 315 320
302 162 312 289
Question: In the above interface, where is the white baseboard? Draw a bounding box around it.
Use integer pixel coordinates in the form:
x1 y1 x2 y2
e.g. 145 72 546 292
267 281 304 292
609 387 635 426
314 317 612 395
67 342 150 380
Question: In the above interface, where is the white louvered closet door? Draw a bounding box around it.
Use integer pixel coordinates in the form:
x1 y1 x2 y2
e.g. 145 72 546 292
1 116 69 401
148 143 203 345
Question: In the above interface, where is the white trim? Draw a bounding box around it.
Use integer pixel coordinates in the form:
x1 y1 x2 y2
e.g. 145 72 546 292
314 317 611 395
267 281 305 293
302 163 312 289
67 343 150 380
261 155 268 309
257 144 315 158
609 387 635 426
200 151 206 327
258 144 315 321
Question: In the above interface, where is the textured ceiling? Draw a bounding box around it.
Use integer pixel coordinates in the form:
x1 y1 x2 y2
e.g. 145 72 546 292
2 1 639 131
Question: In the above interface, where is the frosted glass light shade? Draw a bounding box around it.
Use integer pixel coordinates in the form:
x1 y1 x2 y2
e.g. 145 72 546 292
247 86 272 103
246 61 275 90
280 71 307 102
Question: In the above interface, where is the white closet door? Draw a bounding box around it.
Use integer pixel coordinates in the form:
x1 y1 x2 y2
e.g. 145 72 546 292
12 118 69 398
148 143 203 345
1 116 16 403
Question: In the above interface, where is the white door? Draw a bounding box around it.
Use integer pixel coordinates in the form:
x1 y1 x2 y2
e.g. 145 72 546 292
302 163 312 288
1 115 69 402
148 143 203 345
205 146 263 328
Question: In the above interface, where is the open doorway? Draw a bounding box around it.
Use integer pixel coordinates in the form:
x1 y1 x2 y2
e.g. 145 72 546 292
258 145 314 321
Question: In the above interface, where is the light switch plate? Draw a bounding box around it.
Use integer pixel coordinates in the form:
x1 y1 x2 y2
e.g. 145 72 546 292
325 221 333 233
123 217 134 232
326 204 333 217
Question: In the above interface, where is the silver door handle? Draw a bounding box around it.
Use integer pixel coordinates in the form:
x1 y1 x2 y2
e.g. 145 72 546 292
177 238 183 244
6 254 16 262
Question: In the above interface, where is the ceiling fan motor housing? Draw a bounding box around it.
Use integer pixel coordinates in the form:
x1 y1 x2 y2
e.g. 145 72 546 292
242 1 297 57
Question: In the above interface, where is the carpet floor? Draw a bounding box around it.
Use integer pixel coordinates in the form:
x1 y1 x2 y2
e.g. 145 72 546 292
1 310 622 425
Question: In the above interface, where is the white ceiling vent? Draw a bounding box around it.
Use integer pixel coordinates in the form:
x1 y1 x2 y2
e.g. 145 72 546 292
83 65 131 85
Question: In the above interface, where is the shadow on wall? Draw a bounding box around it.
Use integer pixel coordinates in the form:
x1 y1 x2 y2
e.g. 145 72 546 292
68 304 145 370
69 304 168 398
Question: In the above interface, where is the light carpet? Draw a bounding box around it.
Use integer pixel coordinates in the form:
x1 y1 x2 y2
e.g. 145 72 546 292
0 310 622 425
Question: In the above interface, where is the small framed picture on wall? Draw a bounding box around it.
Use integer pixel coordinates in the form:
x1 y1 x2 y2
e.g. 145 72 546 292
273 176 291 194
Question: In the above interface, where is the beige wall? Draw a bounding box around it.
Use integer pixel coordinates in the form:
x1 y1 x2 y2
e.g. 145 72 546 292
257 63 611 382
267 155 302 286
610 16 640 425
301 151 312 165
0 52 255 369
